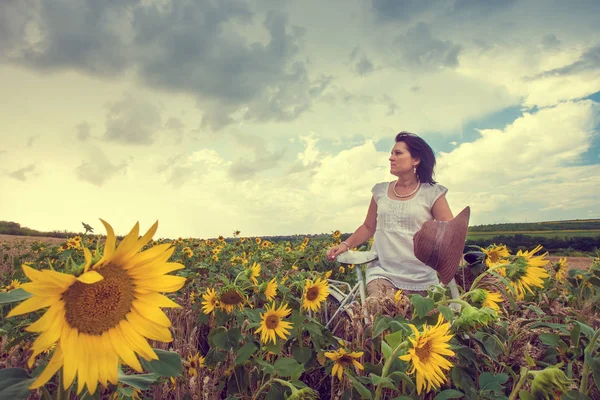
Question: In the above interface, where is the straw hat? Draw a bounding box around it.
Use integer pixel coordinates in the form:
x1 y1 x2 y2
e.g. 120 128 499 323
413 206 471 284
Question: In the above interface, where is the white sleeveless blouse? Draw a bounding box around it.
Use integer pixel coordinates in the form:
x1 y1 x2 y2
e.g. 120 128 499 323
366 181 448 291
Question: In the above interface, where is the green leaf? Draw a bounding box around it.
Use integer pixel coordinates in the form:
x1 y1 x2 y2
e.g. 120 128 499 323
117 370 159 390
411 296 435 319
0 368 34 399
530 322 571 335
590 355 600 394
369 373 396 391
385 330 404 350
235 342 258 365
478 372 508 393
381 341 392 360
518 390 535 400
372 316 392 337
433 389 464 400
438 305 454 323
571 321 596 340
273 357 303 380
292 346 313 364
305 321 324 349
451 366 475 392
263 338 282 355
561 390 591 400
0 288 32 305
539 333 561 347
140 349 182 377
570 323 581 349
256 358 275 376
345 372 373 399
388 371 415 390
212 327 242 351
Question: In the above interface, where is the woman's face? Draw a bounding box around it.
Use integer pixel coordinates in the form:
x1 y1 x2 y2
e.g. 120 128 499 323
389 141 419 176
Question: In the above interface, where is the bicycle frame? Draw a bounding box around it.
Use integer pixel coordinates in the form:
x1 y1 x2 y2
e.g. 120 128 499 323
325 264 370 327
323 256 463 329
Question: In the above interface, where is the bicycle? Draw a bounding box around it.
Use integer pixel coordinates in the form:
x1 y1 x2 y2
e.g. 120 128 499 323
319 250 462 337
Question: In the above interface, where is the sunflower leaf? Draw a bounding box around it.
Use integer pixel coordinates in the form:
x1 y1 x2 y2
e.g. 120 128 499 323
385 330 404 350
345 372 373 399
273 357 303 381
433 389 464 400
291 346 313 364
235 341 258 365
478 372 508 393
372 316 392 338
0 368 34 399
140 349 181 377
369 373 396 391
381 341 392 360
411 296 435 319
0 288 32 304
117 371 159 390
517 390 535 400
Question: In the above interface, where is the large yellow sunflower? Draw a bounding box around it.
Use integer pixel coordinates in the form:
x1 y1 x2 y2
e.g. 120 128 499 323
7 220 185 395
498 245 549 299
201 288 220 314
255 302 293 344
324 348 364 381
301 278 330 312
482 244 511 268
399 314 455 394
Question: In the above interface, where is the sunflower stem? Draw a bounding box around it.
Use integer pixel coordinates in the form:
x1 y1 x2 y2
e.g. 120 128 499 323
579 328 600 393
435 298 472 309
40 387 52 400
508 367 529 400
252 377 274 400
470 263 511 291
373 341 408 400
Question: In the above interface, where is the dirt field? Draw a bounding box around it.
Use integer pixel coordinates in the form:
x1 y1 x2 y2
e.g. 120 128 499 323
547 256 593 270
0 234 66 246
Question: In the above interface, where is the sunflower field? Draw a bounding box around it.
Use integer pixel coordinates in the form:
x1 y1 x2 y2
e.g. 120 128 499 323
1 221 600 400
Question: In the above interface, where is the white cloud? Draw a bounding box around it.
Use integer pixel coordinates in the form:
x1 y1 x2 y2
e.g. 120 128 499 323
436 100 599 224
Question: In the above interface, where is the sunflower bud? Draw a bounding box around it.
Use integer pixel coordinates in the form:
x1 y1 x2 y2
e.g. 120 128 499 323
530 364 572 400
469 289 486 304
453 305 497 331
287 387 319 400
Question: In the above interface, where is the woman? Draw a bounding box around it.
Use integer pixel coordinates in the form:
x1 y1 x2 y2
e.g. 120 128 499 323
326 132 454 301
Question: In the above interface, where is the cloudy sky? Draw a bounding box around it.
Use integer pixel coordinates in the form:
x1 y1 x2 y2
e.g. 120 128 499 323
1 0 599 239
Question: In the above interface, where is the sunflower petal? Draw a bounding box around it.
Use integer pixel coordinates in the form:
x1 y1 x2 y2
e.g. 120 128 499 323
135 292 181 309
126 310 173 342
107 327 142 373
76 270 104 284
135 275 186 292
29 346 64 390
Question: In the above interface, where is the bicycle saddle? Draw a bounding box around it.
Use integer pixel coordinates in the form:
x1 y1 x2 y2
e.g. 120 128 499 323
336 250 378 265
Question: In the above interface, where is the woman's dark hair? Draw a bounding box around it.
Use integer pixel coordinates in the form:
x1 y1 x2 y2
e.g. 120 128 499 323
395 131 437 184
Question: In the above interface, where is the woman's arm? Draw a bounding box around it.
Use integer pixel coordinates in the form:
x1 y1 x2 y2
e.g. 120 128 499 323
326 197 377 260
432 194 454 221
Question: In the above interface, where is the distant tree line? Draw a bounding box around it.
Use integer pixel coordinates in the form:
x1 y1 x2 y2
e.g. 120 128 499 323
469 219 600 232
0 221 79 239
466 233 600 254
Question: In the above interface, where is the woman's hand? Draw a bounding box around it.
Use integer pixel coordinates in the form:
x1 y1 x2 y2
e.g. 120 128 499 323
326 243 349 261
